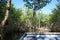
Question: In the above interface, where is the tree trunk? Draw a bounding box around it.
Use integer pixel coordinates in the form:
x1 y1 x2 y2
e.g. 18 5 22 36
33 10 36 17
33 9 36 32
1 0 11 28
1 10 9 28
1 0 11 40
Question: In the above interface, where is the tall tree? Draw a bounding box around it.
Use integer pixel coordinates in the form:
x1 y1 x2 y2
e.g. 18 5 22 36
50 3 60 32
23 0 51 17
23 0 51 31
1 0 11 27
0 0 11 40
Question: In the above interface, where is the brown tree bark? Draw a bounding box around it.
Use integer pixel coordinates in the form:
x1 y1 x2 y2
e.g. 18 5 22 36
1 0 11 40
1 0 11 28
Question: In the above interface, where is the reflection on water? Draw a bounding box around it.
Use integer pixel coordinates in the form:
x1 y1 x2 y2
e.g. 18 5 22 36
20 32 60 40
23 35 60 40
2 30 60 40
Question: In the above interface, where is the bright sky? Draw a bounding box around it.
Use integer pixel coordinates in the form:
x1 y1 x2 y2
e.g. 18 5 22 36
12 0 58 14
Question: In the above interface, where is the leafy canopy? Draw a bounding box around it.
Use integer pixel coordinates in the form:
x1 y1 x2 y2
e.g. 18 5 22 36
23 0 51 10
0 0 7 22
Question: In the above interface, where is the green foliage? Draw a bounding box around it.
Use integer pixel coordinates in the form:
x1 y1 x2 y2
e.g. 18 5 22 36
36 12 51 27
1 0 60 40
23 0 51 10
50 3 60 31
50 3 60 23
0 0 7 23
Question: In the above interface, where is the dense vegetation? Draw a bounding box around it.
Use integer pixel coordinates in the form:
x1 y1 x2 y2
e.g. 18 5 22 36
0 0 60 40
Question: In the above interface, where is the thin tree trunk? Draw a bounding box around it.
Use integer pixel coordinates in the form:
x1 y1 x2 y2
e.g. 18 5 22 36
33 10 36 17
39 18 40 28
33 9 36 32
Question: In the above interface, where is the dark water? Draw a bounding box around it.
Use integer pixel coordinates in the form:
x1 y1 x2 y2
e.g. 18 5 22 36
2 32 24 40
1 27 24 40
